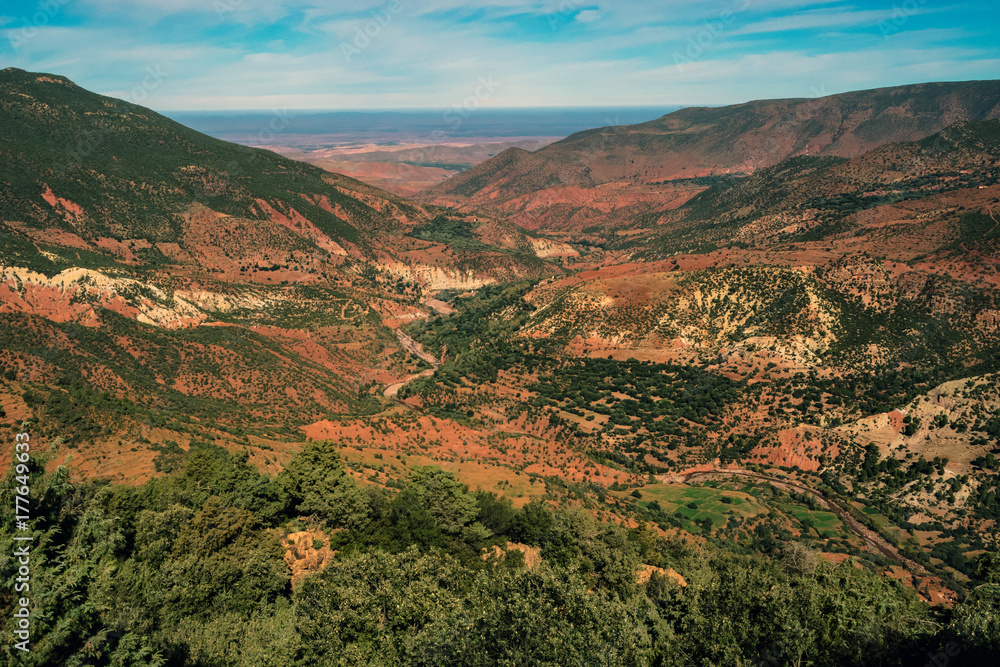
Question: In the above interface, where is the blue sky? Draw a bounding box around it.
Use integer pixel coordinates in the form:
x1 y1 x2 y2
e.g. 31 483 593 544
1 0 998 111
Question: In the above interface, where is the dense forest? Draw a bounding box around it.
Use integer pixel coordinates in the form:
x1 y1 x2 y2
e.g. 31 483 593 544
2 441 998 666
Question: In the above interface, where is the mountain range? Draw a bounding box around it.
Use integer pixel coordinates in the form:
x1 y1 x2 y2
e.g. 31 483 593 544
2 68 1000 614
424 79 1000 238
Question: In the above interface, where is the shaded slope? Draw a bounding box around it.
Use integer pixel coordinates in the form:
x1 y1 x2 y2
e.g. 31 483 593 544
426 79 1000 217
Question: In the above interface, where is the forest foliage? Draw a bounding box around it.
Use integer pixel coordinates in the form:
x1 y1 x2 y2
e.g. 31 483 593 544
2 442 998 666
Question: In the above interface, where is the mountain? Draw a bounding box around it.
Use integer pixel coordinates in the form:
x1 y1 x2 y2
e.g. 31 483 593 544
637 118 1000 255
3 70 1000 617
0 69 572 481
0 68 565 287
397 101 1000 603
423 80 1000 235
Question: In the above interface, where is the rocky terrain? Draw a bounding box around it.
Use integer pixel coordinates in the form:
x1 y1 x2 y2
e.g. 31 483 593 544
2 69 999 606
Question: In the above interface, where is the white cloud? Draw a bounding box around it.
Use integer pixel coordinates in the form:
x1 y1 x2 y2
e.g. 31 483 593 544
4 0 998 110
635 46 1000 104
78 0 295 26
730 7 934 36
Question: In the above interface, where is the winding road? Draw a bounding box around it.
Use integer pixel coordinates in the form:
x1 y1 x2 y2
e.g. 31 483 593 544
383 331 441 405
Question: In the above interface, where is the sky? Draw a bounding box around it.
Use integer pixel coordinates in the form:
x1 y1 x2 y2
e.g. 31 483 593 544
1 0 998 111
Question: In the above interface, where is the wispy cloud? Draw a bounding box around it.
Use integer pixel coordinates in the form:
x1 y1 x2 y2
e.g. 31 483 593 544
1 0 997 110
730 7 935 35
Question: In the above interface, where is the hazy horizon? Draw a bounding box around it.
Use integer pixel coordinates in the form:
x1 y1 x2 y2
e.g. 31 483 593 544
163 106 679 147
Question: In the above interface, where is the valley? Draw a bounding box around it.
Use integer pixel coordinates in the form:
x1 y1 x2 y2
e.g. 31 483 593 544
2 68 999 665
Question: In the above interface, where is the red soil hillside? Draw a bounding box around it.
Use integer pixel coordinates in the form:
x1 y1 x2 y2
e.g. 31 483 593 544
423 80 1000 234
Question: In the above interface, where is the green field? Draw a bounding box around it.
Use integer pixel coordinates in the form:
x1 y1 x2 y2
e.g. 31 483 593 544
634 483 768 530
777 502 843 537
630 483 851 539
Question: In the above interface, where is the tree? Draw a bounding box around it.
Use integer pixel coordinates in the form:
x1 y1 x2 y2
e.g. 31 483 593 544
294 546 466 665
972 551 1000 585
396 466 488 542
947 572 1000 661
418 565 655 666
278 440 370 529
475 491 516 536
513 501 554 545
780 541 819 576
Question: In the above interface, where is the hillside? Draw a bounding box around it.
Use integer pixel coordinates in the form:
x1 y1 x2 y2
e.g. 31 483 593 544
0 68 563 286
393 113 1000 598
641 118 1000 255
0 69 573 482
423 80 1000 235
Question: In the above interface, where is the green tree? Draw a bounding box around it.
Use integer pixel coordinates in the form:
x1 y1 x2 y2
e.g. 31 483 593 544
400 467 488 541
947 584 1000 660
294 546 467 666
279 440 370 529
945 551 1000 660
418 565 656 666
475 491 516 536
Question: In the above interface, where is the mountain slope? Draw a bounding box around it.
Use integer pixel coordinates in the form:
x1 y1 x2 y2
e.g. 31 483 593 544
0 69 575 481
0 69 403 252
423 80 1000 233
0 67 563 288
644 118 1000 255
395 108 1000 590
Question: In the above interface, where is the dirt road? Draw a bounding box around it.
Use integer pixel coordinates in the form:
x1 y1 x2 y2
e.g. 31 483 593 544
384 369 435 400
383 331 441 405
395 331 441 368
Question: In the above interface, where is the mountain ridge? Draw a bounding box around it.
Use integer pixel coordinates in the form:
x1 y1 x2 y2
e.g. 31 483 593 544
0 68 564 288
423 79 1000 230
